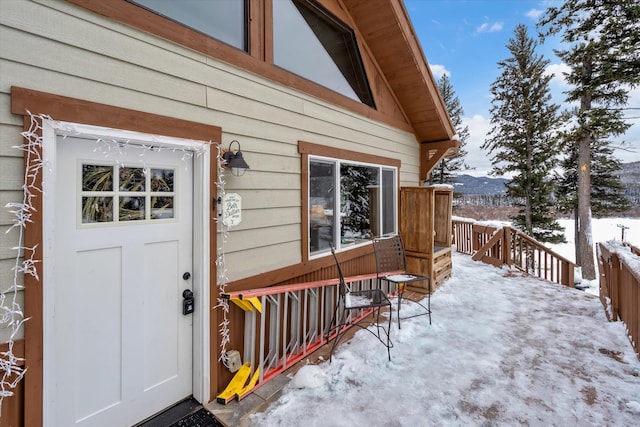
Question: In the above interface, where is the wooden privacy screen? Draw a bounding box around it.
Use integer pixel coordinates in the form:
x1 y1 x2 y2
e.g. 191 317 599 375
400 186 453 291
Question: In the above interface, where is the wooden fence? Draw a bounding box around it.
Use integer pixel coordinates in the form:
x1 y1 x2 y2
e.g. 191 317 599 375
597 242 640 357
452 218 575 287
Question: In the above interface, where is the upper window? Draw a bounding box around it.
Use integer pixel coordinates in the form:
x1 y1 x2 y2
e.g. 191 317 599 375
309 157 396 256
273 0 375 107
128 0 248 51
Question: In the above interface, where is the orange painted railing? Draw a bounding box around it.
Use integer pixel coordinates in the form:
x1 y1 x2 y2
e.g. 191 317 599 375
452 219 576 287
597 242 640 358
220 272 395 400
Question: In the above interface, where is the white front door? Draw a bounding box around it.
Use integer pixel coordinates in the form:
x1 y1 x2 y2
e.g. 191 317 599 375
46 135 194 426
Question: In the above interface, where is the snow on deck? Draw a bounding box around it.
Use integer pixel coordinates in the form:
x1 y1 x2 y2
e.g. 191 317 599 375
250 252 640 426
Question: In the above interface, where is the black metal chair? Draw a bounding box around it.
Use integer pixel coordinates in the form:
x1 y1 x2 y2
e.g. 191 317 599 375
373 235 432 328
326 245 392 361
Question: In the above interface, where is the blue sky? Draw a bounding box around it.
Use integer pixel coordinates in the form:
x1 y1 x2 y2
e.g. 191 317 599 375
404 0 640 176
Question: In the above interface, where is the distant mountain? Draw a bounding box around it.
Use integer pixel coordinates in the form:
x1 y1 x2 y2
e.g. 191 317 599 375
452 162 640 203
452 174 508 196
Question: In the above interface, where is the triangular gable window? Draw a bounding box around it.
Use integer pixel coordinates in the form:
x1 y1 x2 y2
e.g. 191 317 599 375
273 0 375 108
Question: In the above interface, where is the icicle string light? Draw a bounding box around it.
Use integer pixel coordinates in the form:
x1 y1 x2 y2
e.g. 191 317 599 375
0 112 45 414
213 144 232 368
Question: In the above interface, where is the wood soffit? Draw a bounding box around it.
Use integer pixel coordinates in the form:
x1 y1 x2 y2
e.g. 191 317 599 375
343 0 456 144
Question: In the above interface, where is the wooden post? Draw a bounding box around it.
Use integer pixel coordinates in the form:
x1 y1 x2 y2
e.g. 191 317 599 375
611 252 620 321
565 261 575 287
472 225 480 252
503 227 511 267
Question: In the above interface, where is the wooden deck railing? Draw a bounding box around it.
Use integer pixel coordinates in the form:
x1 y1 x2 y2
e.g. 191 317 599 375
452 218 576 287
597 242 640 357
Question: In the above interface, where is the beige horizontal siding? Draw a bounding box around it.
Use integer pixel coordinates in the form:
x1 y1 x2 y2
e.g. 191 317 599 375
0 94 23 127
237 189 300 210
1 28 208 107
227 207 300 233
0 59 215 126
0 157 23 191
223 242 302 282
0 258 23 292
0 0 421 287
0 190 23 225
0 124 24 157
0 225 22 260
224 224 300 254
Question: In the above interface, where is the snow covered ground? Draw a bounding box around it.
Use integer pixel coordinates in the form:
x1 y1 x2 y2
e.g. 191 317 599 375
548 217 640 296
250 219 640 426
551 217 640 260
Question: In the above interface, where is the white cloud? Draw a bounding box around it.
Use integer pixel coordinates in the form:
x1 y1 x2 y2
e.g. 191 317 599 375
544 62 581 109
461 114 494 176
544 62 571 88
526 8 543 20
490 22 504 32
429 64 450 80
477 21 504 33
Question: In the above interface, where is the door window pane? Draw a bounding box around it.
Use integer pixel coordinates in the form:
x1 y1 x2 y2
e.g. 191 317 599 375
119 197 145 221
151 196 174 219
150 168 174 192
119 167 145 191
82 196 114 223
82 165 113 191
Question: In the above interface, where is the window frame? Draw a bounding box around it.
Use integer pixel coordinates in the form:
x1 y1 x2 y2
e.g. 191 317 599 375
66 1 413 133
272 0 375 107
299 141 401 261
127 0 250 52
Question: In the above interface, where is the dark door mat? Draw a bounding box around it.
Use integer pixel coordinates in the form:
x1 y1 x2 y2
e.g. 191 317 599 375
135 398 224 427
169 408 224 427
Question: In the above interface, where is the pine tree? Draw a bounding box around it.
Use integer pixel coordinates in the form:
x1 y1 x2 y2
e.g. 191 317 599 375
539 0 640 279
557 137 631 218
429 74 472 185
556 134 631 263
482 24 564 243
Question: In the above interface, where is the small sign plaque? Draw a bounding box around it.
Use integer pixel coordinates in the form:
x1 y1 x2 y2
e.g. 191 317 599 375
222 193 242 226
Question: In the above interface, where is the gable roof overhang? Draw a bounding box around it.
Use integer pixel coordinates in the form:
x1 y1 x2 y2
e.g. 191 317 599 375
343 0 459 180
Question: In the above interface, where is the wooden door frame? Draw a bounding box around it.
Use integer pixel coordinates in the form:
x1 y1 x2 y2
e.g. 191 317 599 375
10 87 221 426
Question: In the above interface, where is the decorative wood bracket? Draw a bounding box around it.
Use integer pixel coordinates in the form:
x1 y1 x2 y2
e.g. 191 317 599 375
420 139 460 181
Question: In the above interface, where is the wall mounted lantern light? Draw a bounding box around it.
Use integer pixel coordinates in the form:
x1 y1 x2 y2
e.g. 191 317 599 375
222 140 250 176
